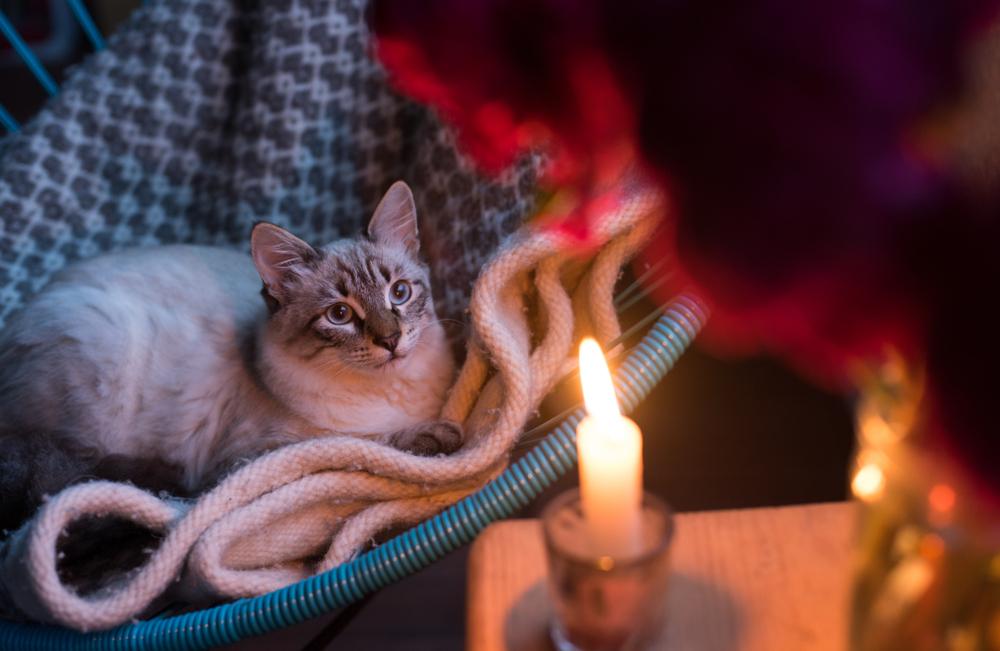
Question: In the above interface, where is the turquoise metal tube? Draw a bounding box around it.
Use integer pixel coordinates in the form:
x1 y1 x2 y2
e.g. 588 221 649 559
65 0 107 51
0 295 706 650
0 10 60 97
0 103 18 133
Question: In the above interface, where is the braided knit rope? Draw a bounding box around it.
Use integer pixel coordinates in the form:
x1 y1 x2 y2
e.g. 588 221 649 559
0 188 664 632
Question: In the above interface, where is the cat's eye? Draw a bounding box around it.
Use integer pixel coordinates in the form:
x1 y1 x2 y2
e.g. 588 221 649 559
389 280 411 305
326 303 354 325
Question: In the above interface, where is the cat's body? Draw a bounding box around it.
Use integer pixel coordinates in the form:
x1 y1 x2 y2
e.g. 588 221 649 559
0 182 459 529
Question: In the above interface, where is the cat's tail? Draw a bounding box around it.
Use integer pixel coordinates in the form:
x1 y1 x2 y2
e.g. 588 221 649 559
0 429 95 534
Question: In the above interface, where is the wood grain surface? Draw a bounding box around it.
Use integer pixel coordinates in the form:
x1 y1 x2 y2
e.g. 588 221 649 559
467 501 855 651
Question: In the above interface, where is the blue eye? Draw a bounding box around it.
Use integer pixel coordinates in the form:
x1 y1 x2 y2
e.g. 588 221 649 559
327 302 353 325
389 280 411 305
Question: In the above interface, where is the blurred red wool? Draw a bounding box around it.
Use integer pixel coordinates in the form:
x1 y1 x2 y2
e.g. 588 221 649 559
375 0 1000 497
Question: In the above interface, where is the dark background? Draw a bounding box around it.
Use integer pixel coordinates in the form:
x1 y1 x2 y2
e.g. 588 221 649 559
1 3 854 648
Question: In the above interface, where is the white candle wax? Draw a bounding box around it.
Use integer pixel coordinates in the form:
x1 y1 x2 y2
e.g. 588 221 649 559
577 414 643 558
576 338 644 558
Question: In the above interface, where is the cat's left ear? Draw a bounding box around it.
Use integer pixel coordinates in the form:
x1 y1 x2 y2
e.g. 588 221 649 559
368 181 419 254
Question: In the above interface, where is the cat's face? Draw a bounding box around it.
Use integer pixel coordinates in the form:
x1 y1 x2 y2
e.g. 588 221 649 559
251 182 439 372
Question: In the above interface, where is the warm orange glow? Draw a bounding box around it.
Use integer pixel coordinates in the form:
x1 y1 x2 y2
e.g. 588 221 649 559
579 338 622 420
859 409 903 446
928 483 956 514
919 533 946 561
989 555 1000 580
852 462 886 502
990 611 1000 651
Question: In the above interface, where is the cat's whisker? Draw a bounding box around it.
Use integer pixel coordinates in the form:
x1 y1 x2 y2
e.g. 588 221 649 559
316 357 346 370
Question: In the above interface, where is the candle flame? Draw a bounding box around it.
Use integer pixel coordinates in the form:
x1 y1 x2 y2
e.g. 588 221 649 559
579 338 621 419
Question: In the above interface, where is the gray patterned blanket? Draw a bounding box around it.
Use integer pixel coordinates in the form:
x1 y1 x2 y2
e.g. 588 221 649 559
0 0 537 331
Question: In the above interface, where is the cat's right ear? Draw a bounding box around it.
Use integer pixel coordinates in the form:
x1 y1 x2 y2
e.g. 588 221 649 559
368 181 419 254
250 222 320 307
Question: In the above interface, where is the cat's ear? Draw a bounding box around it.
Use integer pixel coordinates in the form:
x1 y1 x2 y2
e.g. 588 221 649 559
250 222 320 300
368 181 419 254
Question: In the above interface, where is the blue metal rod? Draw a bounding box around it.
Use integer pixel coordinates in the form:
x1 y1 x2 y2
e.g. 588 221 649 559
65 0 107 51
0 9 60 96
0 102 19 133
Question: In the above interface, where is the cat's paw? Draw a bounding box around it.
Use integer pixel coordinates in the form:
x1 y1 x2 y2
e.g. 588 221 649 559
392 420 463 456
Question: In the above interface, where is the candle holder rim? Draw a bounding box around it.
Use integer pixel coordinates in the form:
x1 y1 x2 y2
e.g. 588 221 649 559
541 487 675 570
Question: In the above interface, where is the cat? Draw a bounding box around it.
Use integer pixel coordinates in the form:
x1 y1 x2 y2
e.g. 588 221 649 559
0 181 461 531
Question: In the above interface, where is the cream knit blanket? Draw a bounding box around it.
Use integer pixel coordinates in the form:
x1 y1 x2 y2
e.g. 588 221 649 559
0 189 662 631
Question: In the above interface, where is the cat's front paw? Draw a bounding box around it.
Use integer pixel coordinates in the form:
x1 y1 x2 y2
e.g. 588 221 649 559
391 420 463 456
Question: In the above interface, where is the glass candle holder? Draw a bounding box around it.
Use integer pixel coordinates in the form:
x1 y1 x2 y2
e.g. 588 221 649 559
541 489 674 651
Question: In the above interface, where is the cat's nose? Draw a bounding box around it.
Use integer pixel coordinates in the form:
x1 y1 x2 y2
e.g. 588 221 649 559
374 331 401 352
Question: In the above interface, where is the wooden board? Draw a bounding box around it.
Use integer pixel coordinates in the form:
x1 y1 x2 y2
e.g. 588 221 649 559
467 501 855 651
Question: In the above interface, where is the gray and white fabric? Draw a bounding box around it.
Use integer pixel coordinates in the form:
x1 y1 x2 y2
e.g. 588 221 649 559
0 0 538 331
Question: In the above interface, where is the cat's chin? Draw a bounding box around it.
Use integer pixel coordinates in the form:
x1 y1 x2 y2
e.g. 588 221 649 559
354 350 408 371
377 352 407 369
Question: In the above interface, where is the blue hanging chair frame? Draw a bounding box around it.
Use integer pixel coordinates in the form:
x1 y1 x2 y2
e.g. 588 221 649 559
0 4 706 649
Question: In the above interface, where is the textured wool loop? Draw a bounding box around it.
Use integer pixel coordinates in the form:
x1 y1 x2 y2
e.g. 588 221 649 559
0 189 663 631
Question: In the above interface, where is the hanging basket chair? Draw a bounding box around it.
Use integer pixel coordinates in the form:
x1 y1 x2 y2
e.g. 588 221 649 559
0 1 705 648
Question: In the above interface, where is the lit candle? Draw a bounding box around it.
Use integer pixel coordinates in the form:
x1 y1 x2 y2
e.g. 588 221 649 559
577 338 643 558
